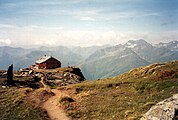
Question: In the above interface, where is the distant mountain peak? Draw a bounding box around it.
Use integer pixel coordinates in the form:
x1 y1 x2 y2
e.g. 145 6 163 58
125 41 137 48
170 40 178 43
124 39 151 48
128 39 149 44
155 40 178 51
156 40 178 46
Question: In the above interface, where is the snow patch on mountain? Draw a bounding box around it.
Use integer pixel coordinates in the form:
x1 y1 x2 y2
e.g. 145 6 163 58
125 42 137 48
174 44 178 48
127 44 137 48
120 54 130 58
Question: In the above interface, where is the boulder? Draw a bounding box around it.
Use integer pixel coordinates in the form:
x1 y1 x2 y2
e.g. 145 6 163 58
7 64 14 85
141 94 178 120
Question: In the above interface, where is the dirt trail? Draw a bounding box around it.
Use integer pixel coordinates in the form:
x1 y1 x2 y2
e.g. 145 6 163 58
43 89 70 120
40 77 70 120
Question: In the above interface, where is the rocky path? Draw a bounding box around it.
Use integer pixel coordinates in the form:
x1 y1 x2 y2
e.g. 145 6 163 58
43 89 70 120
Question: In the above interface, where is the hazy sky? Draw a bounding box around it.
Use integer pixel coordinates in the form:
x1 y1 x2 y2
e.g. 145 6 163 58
0 0 177 47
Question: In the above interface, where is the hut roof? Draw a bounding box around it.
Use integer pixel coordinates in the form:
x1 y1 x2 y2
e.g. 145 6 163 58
35 55 51 64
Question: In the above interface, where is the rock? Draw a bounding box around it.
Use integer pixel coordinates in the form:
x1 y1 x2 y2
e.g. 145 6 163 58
29 70 34 74
28 67 85 87
141 94 178 120
2 86 6 88
70 67 85 81
7 64 14 85
2 72 7 75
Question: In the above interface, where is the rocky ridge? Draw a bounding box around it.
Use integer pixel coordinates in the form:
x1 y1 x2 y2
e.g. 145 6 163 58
25 67 85 87
0 66 85 88
116 60 178 80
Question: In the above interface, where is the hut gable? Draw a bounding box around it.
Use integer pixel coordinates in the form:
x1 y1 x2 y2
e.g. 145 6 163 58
35 55 61 69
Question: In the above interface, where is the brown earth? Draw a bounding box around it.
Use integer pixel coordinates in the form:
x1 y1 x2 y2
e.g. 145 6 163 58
43 89 71 120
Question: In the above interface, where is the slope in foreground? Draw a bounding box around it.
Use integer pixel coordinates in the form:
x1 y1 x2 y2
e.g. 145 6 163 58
62 60 178 120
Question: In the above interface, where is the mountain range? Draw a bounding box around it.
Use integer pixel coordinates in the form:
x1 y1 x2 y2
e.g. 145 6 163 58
80 39 178 79
0 39 178 80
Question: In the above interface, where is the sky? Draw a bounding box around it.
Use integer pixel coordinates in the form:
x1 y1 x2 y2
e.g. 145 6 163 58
0 0 177 47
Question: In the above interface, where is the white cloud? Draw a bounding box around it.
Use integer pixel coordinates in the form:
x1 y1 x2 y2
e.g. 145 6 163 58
0 24 177 47
72 9 102 21
0 38 12 45
71 8 161 22
0 24 16 28
34 39 57 46
23 25 64 31
79 17 95 21
96 11 161 21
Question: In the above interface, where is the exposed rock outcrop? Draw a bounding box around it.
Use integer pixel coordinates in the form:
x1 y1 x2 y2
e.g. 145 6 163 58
7 64 14 85
43 68 85 87
141 94 178 120
19 67 86 87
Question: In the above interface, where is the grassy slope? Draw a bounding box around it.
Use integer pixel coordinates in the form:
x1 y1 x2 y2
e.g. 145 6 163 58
62 60 178 120
0 87 49 120
0 74 50 120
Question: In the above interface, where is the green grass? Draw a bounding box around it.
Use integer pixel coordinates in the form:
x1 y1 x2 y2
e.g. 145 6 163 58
67 78 178 120
0 87 49 120
61 61 178 120
0 61 177 120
